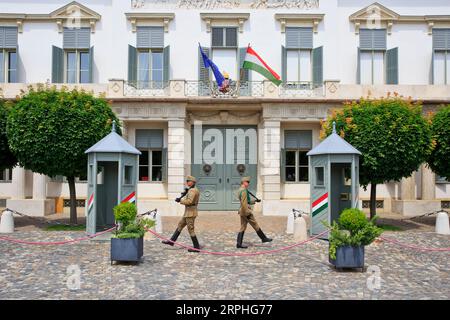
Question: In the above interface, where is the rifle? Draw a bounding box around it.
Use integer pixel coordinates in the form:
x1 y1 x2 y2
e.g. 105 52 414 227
175 187 190 203
247 190 261 203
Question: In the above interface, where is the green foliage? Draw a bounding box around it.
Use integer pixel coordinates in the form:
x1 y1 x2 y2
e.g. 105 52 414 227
338 208 368 233
6 86 120 178
113 203 155 239
322 97 433 187
0 100 17 170
45 224 86 231
324 208 382 260
428 105 450 180
113 202 137 225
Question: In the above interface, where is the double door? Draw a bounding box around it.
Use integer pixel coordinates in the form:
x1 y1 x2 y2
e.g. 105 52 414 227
191 126 257 210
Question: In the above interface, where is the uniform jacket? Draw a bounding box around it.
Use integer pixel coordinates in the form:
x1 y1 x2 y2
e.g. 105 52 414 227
180 187 200 218
238 187 255 217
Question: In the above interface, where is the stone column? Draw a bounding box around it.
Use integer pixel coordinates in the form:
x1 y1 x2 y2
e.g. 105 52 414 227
400 174 416 200
32 173 47 200
11 167 26 199
167 119 186 215
261 120 281 215
421 165 436 200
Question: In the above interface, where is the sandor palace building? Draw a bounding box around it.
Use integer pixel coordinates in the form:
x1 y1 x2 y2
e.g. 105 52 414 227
0 0 449 217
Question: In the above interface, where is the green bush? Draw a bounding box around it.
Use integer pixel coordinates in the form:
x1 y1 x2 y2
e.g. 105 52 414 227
428 105 450 180
112 203 155 239
338 208 368 233
325 208 382 260
113 202 137 225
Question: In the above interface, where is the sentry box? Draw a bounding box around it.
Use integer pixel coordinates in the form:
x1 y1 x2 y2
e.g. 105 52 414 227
85 122 141 235
307 123 361 238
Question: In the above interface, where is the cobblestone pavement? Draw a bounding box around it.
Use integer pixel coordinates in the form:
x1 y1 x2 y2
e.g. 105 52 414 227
0 228 449 300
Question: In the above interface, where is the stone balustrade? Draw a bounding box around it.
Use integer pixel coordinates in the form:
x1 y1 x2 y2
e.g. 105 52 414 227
1 80 450 101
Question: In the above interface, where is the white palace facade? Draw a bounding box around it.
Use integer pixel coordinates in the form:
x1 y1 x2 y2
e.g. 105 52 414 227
0 0 449 217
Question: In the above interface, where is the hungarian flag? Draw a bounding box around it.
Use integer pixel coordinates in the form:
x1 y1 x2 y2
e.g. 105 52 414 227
242 46 282 86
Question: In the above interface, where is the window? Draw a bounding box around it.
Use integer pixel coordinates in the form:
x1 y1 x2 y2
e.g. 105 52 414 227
357 29 397 85
0 168 12 182
436 175 449 183
0 26 18 83
285 27 313 83
135 129 165 182
137 49 164 88
432 29 450 84
65 50 90 84
315 167 324 186
139 150 163 182
124 166 133 185
282 130 312 183
211 27 238 80
51 27 92 84
212 27 237 48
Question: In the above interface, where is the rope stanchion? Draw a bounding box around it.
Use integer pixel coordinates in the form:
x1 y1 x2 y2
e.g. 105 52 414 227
0 226 116 246
145 228 329 256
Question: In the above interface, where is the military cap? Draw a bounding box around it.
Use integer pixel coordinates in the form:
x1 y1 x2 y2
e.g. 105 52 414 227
241 176 251 183
186 175 196 182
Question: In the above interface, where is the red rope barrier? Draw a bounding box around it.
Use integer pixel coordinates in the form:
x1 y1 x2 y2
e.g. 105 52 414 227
145 228 329 256
0 226 116 245
378 235 450 252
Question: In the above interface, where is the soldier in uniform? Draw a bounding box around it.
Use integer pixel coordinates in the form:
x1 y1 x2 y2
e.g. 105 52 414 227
236 176 272 249
162 175 201 253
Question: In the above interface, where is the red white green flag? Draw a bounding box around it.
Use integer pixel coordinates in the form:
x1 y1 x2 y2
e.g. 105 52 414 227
242 46 282 86
312 193 329 217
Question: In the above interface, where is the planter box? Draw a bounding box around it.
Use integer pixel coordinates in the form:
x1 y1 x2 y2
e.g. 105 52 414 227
111 237 144 263
329 245 365 270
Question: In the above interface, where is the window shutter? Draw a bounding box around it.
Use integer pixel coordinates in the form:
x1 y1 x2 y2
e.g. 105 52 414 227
285 130 312 149
137 26 164 48
372 29 387 50
356 47 361 84
77 28 91 49
433 29 449 50
312 46 323 87
1 27 18 48
385 47 398 84
162 147 168 182
225 27 238 47
88 46 94 83
198 46 210 95
280 148 286 183
286 27 313 49
13 45 19 83
135 129 164 149
163 45 170 84
63 28 90 49
239 47 249 82
281 45 287 82
360 29 386 51
0 52 4 82
431 50 435 85
51 45 64 83
128 45 137 83
212 27 224 47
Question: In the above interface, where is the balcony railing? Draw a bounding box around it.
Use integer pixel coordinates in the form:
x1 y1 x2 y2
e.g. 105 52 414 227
124 81 169 97
3 80 449 101
184 81 265 98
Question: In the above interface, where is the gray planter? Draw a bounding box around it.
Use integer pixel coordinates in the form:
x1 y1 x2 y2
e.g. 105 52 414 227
329 245 365 270
111 237 144 264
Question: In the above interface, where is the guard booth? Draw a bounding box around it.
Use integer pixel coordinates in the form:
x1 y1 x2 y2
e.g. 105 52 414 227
85 122 141 235
307 123 361 238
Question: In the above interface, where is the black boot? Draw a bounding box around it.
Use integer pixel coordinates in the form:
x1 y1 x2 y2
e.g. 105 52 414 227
162 229 180 246
256 229 273 243
188 236 201 253
236 232 248 249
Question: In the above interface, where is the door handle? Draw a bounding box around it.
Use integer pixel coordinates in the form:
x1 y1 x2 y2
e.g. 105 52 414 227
227 178 230 183
219 178 222 183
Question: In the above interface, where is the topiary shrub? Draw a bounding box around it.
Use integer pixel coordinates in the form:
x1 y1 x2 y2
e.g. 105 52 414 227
112 203 155 239
338 208 368 234
428 105 450 180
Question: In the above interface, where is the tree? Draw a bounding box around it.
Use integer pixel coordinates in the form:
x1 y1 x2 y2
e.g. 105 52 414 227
0 99 17 171
428 105 450 180
322 96 433 218
7 86 120 224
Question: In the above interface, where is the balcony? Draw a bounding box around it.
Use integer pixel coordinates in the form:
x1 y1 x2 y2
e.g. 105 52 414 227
1 80 450 102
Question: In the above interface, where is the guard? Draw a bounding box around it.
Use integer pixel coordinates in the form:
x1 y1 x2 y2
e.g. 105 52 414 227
237 176 272 249
162 175 201 252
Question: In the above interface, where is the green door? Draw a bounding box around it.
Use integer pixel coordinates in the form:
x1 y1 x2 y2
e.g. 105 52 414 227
192 126 257 211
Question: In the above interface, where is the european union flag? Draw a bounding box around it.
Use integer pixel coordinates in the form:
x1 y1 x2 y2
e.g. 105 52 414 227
199 44 225 87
